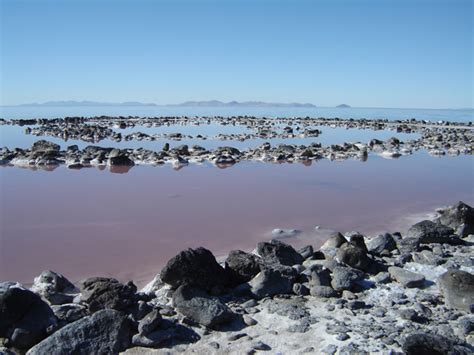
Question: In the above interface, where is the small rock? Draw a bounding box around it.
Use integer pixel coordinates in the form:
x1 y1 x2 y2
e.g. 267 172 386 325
388 266 425 288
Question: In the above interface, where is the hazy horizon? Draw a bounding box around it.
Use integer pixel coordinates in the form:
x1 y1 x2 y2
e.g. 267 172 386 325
1 0 472 108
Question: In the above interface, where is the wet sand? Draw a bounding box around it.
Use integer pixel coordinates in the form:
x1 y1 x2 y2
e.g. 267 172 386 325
1 153 473 287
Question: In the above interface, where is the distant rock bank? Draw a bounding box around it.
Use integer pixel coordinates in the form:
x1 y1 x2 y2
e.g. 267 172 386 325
1 201 473 354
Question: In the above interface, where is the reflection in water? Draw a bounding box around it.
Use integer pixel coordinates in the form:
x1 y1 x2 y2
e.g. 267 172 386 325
1 154 473 287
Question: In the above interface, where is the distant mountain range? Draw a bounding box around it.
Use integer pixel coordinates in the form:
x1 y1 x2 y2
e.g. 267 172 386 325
336 104 351 108
16 100 317 108
18 100 158 107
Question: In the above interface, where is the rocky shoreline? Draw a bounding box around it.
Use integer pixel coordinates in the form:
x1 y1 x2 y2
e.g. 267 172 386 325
1 201 473 354
0 116 473 171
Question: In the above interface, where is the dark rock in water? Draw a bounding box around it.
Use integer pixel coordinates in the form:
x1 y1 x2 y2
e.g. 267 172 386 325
132 319 200 348
438 269 474 312
407 220 460 245
402 332 453 355
160 247 228 292
225 250 262 285
298 245 314 259
109 155 135 166
0 282 57 350
249 265 297 299
80 277 137 313
172 285 235 328
388 267 425 288
331 266 364 291
26 309 132 355
31 140 60 152
436 201 474 237
31 270 78 305
367 233 397 255
336 243 373 272
257 240 304 266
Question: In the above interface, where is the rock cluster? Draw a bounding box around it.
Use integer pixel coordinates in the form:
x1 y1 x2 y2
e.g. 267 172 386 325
1 116 473 171
0 201 473 354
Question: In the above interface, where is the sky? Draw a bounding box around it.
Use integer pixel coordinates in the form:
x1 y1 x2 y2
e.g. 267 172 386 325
0 0 472 108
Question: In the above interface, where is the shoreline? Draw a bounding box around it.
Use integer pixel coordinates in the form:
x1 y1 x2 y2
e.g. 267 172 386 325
1 201 473 354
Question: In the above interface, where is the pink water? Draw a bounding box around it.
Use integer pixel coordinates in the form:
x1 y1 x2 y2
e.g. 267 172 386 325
1 154 473 287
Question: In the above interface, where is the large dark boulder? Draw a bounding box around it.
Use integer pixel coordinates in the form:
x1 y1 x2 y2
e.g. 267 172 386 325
225 250 262 285
26 309 132 355
436 201 474 237
257 240 303 266
160 247 228 292
172 285 235 328
407 220 461 245
335 243 373 272
438 269 474 312
31 270 78 305
0 282 57 350
80 277 137 313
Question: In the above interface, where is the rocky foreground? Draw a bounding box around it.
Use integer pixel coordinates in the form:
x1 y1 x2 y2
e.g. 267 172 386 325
1 202 474 354
0 116 473 171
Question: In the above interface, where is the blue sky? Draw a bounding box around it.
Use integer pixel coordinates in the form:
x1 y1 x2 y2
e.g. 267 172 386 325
1 0 472 108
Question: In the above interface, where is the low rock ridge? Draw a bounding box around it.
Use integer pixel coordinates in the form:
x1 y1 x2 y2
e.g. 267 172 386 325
1 201 473 354
0 116 473 172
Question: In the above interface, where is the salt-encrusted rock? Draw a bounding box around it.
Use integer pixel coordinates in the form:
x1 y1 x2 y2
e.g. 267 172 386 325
402 332 453 355
138 309 162 335
331 266 364 291
407 220 460 245
31 270 78 305
26 309 131 355
367 233 397 255
172 285 234 328
0 282 57 350
412 250 443 266
31 140 60 152
80 277 137 313
160 247 228 292
436 201 474 237
257 240 304 266
225 250 262 285
249 265 297 299
388 266 425 288
335 243 373 272
438 269 474 312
